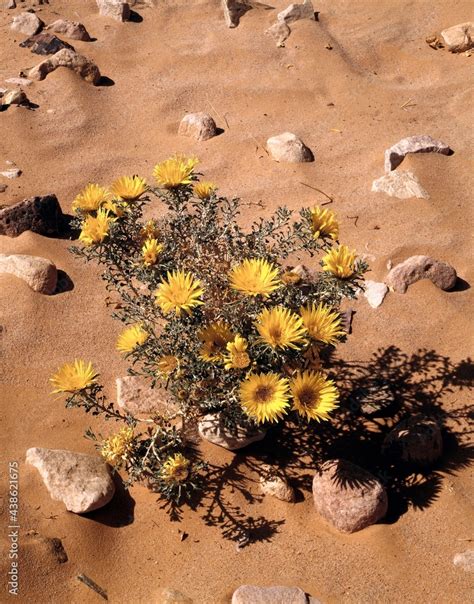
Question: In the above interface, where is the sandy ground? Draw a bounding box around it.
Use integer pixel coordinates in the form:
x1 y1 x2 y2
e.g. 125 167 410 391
0 0 473 602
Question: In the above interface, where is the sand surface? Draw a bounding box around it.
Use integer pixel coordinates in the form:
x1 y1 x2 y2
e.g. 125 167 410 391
1 1 473 602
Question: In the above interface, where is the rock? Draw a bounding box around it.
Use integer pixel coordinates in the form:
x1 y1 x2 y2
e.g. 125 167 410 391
20 33 75 55
453 550 474 572
26 448 115 513
386 255 457 293
0 193 64 237
222 0 252 28
0 255 57 294
441 22 474 53
259 465 295 502
96 0 131 21
0 166 21 179
0 89 28 106
11 12 44 36
28 49 101 85
0 184 7 193
155 588 193 604
5 77 33 87
265 20 291 47
383 414 443 466
232 585 309 604
24 534 68 564
384 135 452 172
45 19 92 42
278 0 315 24
116 376 177 416
267 132 314 163
371 170 429 199
312 459 388 533
178 112 218 142
6 0 16 8
363 280 388 308
198 413 266 450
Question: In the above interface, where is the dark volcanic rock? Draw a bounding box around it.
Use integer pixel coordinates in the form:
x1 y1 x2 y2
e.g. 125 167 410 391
0 194 64 237
20 33 75 55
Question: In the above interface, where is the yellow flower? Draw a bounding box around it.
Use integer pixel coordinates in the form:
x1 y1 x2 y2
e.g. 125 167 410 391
140 220 160 241
229 259 281 298
193 181 217 199
101 427 134 465
79 208 113 246
160 453 190 484
300 303 345 345
223 335 251 370
72 183 110 213
310 206 339 240
50 360 97 394
157 355 180 377
198 321 234 362
322 245 356 278
116 323 148 354
102 199 128 217
153 155 198 188
240 372 290 424
290 371 339 421
111 176 147 200
256 306 307 351
142 238 164 266
155 270 204 316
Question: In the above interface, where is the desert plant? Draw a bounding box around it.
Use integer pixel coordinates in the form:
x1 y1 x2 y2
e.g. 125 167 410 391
50 155 367 506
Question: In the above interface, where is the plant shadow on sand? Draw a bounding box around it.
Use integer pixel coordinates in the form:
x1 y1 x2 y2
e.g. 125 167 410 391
190 346 474 545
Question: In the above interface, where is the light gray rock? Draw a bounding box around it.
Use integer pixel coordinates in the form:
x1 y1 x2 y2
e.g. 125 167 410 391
232 585 310 604
45 19 92 42
267 132 314 163
383 414 443 466
371 170 429 199
11 12 44 36
453 550 474 572
278 0 315 24
0 254 57 294
28 49 101 85
265 20 291 46
222 0 251 28
116 375 177 417
1 89 28 106
259 465 295 502
441 22 474 53
363 280 388 308
26 448 115 513
384 135 451 172
5 77 33 87
312 459 388 533
198 413 266 450
0 166 21 178
6 0 16 9
178 112 218 141
96 0 131 21
386 255 457 293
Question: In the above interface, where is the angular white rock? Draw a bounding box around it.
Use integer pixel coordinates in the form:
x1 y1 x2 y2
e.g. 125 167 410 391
45 19 92 42
96 0 131 21
363 280 388 308
259 465 295 502
198 413 266 450
26 448 115 513
441 22 474 53
11 12 44 36
0 254 57 294
384 135 451 172
5 77 33 87
116 375 177 416
278 0 315 24
267 132 314 163
232 585 310 604
453 550 474 572
372 170 429 199
178 112 218 141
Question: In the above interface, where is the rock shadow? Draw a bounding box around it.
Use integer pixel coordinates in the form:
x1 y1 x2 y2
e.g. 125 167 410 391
54 270 74 294
85 473 135 527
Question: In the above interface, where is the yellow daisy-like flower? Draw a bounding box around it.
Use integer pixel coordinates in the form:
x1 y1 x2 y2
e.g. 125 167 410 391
322 244 357 279
153 155 198 188
102 199 128 217
157 355 180 377
193 181 217 199
160 453 190 484
101 427 135 465
310 206 339 240
256 306 307 351
142 238 164 267
240 372 290 424
79 208 113 246
229 258 281 298
72 183 110 213
110 176 147 200
300 302 345 345
198 321 234 362
223 335 251 370
50 360 97 394
116 323 148 354
155 270 204 316
290 371 339 422
140 220 160 241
